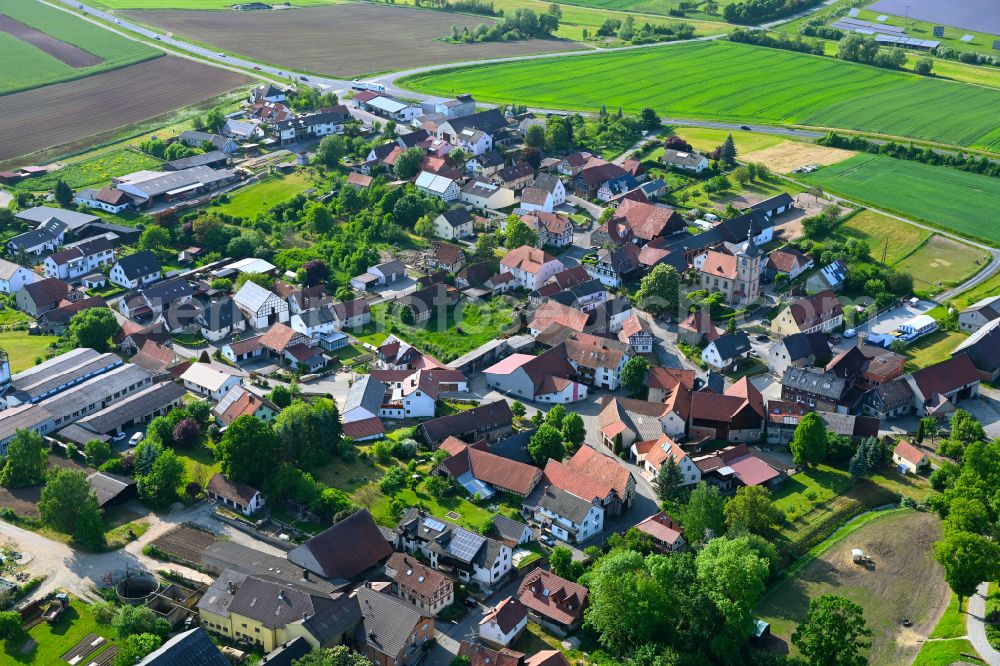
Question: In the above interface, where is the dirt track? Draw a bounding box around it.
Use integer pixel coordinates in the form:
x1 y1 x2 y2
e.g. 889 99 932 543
0 15 103 67
125 3 581 78
0 55 250 162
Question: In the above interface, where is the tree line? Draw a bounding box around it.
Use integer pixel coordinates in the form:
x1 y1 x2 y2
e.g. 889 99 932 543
819 132 1000 179
451 5 560 43
723 0 823 25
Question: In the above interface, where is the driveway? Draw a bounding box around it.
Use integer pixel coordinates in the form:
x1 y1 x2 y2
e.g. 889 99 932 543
0 500 283 603
856 299 935 337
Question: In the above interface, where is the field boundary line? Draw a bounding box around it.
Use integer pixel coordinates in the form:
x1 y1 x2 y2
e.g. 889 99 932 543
764 505 908 599
890 233 935 267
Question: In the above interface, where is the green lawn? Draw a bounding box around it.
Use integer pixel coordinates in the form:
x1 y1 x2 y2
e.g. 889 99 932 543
14 149 162 192
0 331 59 373
903 329 969 372
400 40 1000 150
212 172 320 219
948 270 1000 309
772 464 854 522
894 235 989 293
912 639 982 666
801 154 1000 246
4 598 115 664
929 593 967 640
0 308 32 326
367 484 510 534
833 210 931 266
362 296 518 363
0 0 161 94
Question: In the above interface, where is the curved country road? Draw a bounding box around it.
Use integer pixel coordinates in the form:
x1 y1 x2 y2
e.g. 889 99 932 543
968 582 1000 666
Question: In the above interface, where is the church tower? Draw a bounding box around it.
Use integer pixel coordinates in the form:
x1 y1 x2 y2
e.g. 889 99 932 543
734 229 762 305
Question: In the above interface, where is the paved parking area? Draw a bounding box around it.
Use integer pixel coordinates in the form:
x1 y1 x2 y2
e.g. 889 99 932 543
857 299 934 337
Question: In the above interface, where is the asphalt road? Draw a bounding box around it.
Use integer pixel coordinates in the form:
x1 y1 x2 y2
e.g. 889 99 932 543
968 582 1000 666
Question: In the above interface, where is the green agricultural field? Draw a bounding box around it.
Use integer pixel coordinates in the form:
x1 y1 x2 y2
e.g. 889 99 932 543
537 0 738 21
14 149 161 191
675 127 785 154
401 40 1000 150
91 0 345 7
800 154 1000 246
912 639 982 666
834 210 931 265
0 0 160 94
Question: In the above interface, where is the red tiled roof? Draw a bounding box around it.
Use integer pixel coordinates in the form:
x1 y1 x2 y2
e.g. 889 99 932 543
479 596 528 634
259 323 302 353
441 442 541 496
525 651 570 666
386 552 452 599
501 246 558 275
343 417 385 440
459 641 524 666
788 290 844 329
646 367 695 392
546 446 632 502
679 308 722 340
613 199 679 241
700 250 737 280
634 511 683 546
893 439 926 465
768 247 809 273
517 568 587 626
529 301 588 333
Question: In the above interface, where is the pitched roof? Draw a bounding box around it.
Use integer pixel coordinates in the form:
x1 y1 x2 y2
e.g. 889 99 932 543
115 250 161 280
460 642 524 666
441 442 541 496
679 308 723 340
138 627 227 666
355 587 427 659
206 473 259 507
517 568 587 626
492 514 531 545
21 277 71 306
529 301 588 333
563 332 630 371
910 354 981 400
501 246 558 275
700 250 738 280
598 397 667 442
767 246 810 273
787 290 844 329
953 318 1000 373
634 511 683 546
647 366 695 392
709 331 752 360
259 322 304 353
525 651 570 666
613 199 681 240
893 439 926 465
440 207 473 228
781 332 831 362
420 401 513 444
385 552 452 599
288 509 393 581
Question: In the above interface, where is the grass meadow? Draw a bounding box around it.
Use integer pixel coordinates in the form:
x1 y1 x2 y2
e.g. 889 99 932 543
400 40 1000 150
212 172 321 219
1 331 59 373
800 154 1000 246
0 0 160 94
14 149 161 191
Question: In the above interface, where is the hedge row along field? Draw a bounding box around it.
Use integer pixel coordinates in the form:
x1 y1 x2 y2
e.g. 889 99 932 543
1 0 160 95
800 154 1000 247
400 40 1000 150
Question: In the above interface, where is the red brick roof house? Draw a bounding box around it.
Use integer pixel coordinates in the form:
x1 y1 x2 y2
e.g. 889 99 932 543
771 290 844 336
892 439 929 475
904 354 981 418
438 441 542 497
766 247 813 280
525 651 570 666
478 597 529 648
612 199 683 244
646 366 696 403
688 377 765 442
678 308 723 346
459 641 524 666
634 511 685 553
205 473 264 516
538 446 635 518
385 552 455 616
517 568 588 631
692 444 783 492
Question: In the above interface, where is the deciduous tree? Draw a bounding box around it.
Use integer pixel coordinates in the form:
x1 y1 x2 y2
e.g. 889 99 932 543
634 264 680 318
791 412 827 468
114 634 162 666
0 429 46 488
394 147 426 180
792 594 873 666
561 412 586 448
217 415 278 487
695 536 769 655
724 485 782 536
38 468 105 548
68 307 120 352
528 425 565 466
620 356 649 396
682 482 725 544
934 531 1000 609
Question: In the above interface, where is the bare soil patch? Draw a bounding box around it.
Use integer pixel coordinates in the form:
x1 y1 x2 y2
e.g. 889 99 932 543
758 511 949 666
0 15 103 67
0 486 41 518
743 140 855 174
0 55 250 162
149 524 218 565
124 3 582 78
774 193 849 241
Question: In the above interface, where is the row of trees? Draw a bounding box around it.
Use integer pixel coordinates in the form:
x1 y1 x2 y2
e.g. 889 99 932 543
729 27 825 56
594 16 696 44
836 34 908 70
723 0 822 25
454 5 560 43
819 132 1000 179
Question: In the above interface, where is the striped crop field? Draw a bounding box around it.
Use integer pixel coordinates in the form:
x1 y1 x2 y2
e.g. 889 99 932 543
400 41 1000 150
800 154 1000 247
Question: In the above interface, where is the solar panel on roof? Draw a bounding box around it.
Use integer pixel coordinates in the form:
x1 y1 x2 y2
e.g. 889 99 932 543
961 34 974 42
448 528 486 562
423 517 447 532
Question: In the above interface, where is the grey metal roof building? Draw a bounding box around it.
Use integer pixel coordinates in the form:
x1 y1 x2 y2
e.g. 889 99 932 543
74 380 186 436
138 627 228 666
14 206 99 232
41 364 154 428
200 541 342 595
4 349 122 406
344 375 387 417
355 586 428 661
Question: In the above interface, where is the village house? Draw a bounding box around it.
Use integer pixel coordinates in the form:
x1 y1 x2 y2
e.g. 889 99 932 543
354 586 434 666
632 434 701 485
384 552 455 616
862 376 916 420
429 242 467 273
274 106 350 145
74 186 135 213
693 444 783 493
493 162 535 192
958 295 1000 333
205 472 264 516
397 509 512 589
433 208 475 241
646 366 695 403
536 446 635 519
0 258 38 295
587 243 641 288
562 332 632 390
116 278 191 324
767 332 831 376
43 236 116 282
766 246 813 281
438 437 542 498
500 246 562 291
415 171 461 201
806 259 848 293
517 568 587 634
109 250 161 289
15 278 82 317
212 384 278 426
771 290 844 336
892 440 928 475
618 312 653 353
461 180 516 210
678 308 723 346
661 149 709 173
419 400 514 446
234 281 289 329
465 150 505 179
780 366 847 412
479 597 528 649
196 297 247 342
535 485 604 544
483 346 588 404
180 363 243 400
688 377 765 442
634 511 686 553
702 331 752 373
953 318 1000 382
519 212 574 248
289 509 394 581
7 218 67 258
197 570 360 652
905 354 981 418
37 297 107 335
